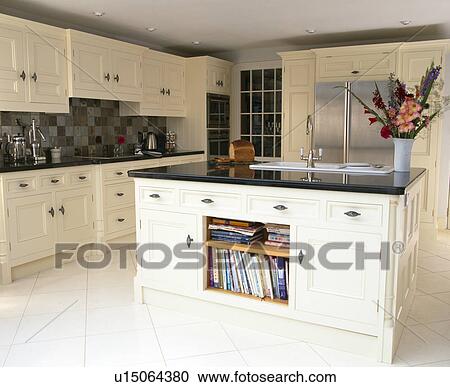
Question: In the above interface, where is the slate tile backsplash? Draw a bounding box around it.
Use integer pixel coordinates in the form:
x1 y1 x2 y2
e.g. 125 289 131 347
0 98 166 156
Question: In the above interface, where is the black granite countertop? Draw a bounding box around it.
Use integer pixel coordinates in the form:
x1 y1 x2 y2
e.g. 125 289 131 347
0 150 204 173
127 161 426 195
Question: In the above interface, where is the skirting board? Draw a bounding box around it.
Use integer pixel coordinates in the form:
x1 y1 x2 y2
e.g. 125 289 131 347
141 286 379 361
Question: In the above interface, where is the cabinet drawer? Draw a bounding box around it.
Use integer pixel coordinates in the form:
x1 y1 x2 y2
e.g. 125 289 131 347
247 195 320 220
140 187 176 206
105 206 136 235
180 190 241 212
326 201 383 227
5 177 37 195
39 174 66 189
69 170 92 185
104 168 129 181
104 182 135 208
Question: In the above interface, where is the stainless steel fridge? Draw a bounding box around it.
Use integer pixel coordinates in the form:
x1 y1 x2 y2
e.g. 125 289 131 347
314 81 394 166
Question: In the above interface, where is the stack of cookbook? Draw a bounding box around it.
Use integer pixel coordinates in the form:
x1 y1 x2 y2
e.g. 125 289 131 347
264 223 290 249
208 218 264 245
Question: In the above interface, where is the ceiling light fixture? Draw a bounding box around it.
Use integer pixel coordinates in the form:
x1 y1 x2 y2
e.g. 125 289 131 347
305 29 316 34
92 11 106 17
192 41 201 45
400 20 412 26
146 27 157 32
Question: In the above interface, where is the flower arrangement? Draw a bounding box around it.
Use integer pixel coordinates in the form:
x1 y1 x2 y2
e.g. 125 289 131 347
118 135 126 145
346 63 446 140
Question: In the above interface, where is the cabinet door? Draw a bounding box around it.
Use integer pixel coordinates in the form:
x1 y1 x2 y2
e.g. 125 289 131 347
142 56 164 110
295 227 381 326
55 188 93 243
207 64 231 94
8 193 56 260
26 33 66 104
282 58 315 161
71 40 112 97
0 23 26 102
163 61 185 114
138 210 199 295
111 48 142 100
400 48 443 223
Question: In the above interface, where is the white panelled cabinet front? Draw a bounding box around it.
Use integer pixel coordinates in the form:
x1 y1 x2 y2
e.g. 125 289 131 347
138 210 199 295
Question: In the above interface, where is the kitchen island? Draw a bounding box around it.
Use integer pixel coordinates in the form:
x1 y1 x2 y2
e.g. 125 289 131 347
129 162 425 363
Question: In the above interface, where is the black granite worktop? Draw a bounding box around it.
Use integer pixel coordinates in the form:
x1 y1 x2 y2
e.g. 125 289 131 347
128 161 426 195
0 150 204 173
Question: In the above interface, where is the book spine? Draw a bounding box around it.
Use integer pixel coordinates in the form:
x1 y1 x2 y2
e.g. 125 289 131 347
276 257 288 300
208 247 214 287
212 248 219 288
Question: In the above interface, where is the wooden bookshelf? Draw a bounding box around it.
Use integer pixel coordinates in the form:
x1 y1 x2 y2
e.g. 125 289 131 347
206 287 288 305
205 239 290 258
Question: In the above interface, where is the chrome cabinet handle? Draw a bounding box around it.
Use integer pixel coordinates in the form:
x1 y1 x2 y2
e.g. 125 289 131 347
20 70 26 81
19 183 28 188
344 210 361 217
51 179 59 184
78 176 87 180
149 193 160 199
58 205 65 215
117 218 125 222
298 250 304 265
160 88 165 95
115 171 124 176
273 204 288 211
186 234 193 248
116 192 124 197
48 207 55 217
31 72 37 82
201 198 214 204
114 74 119 82
105 73 110 82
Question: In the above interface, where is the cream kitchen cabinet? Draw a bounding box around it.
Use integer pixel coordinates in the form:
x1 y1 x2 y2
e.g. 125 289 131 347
119 50 186 117
0 15 68 112
67 30 144 102
207 61 231 94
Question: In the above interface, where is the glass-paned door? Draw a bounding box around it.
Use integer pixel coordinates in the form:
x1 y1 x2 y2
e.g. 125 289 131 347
240 68 282 158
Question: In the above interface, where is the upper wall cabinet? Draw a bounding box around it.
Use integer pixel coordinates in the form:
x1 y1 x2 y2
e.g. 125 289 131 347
207 60 231 94
67 30 144 102
119 50 186 117
313 44 401 82
0 15 68 113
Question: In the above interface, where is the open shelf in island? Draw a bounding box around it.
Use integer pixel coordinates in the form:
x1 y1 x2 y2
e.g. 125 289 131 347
205 286 288 305
204 240 290 258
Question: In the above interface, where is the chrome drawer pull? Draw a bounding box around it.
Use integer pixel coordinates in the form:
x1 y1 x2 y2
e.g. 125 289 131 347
201 198 214 204
344 210 361 217
116 192 124 197
51 179 60 184
149 193 160 199
273 204 288 211
78 176 87 180
186 234 193 248
19 183 28 188
117 218 125 222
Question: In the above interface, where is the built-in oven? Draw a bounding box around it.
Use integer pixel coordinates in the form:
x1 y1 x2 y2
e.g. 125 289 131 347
207 93 230 158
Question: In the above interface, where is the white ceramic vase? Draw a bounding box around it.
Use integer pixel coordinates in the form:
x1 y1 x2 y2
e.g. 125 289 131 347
393 138 415 172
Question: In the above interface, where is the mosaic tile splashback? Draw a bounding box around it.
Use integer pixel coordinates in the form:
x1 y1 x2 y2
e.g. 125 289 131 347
0 98 167 156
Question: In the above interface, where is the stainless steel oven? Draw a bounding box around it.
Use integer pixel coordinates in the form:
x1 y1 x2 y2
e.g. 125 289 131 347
207 93 230 158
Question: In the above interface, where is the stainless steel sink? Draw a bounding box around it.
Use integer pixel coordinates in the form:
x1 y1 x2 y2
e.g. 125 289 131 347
249 162 394 175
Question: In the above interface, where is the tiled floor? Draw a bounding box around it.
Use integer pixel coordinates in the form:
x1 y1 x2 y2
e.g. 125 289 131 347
1 234 450 367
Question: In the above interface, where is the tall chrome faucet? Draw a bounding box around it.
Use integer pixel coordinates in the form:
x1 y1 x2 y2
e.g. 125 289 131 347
300 114 323 168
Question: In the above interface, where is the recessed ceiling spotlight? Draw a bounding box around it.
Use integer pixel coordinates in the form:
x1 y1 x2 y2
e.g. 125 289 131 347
192 41 201 45
305 29 316 34
92 11 106 17
400 20 412 26
146 27 157 32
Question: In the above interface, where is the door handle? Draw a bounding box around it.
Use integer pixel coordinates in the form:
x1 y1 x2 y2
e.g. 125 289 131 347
117 218 125 222
149 193 160 199
48 207 55 218
19 183 28 188
31 72 37 82
105 73 110 82
58 205 65 215
160 88 165 95
114 74 120 82
166 88 170 96
273 204 288 211
78 176 87 180
19 70 26 81
51 179 60 184
201 198 214 204
344 210 361 217
116 192 124 197
298 250 305 265
186 234 193 248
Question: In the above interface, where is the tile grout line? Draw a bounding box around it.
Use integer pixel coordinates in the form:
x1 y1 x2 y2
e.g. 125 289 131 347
145 304 167 367
305 343 331 366
217 322 248 365
1 274 39 367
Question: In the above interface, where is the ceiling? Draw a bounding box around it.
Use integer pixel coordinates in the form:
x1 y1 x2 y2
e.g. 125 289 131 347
1 0 450 57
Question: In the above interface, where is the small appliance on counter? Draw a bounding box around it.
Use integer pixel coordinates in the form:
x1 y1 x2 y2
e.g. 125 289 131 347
28 119 46 162
141 131 162 157
165 131 177 153
8 134 27 163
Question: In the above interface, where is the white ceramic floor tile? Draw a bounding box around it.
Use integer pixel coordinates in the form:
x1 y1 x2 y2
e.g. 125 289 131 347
5 337 85 367
87 255 136 273
415 359 450 366
427 320 450 341
0 345 8 366
396 324 450 366
156 322 235 360
87 304 152 336
38 261 87 278
167 351 244 367
310 344 393 366
409 295 450 323
33 273 87 294
25 290 86 316
0 296 29 319
0 317 21 346
417 273 450 294
87 270 135 289
87 285 135 309
85 329 163 367
240 342 327 367
15 309 86 344
418 256 450 273
148 305 209 328
221 323 296 350
0 277 36 297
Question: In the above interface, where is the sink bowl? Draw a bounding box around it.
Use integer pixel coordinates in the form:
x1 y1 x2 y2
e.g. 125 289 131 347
249 162 394 175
